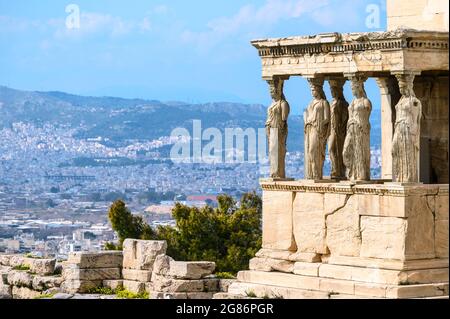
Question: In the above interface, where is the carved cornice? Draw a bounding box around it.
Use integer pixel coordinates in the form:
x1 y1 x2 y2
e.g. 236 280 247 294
260 181 449 196
252 30 449 58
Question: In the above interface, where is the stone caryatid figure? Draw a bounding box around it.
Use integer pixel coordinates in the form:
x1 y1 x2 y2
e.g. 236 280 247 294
266 77 290 179
304 77 330 180
343 75 372 181
392 73 422 183
328 79 349 179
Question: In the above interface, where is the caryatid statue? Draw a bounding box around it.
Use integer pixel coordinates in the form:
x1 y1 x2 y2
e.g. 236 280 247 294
266 77 290 179
328 78 349 179
343 75 372 181
392 73 422 183
304 77 330 180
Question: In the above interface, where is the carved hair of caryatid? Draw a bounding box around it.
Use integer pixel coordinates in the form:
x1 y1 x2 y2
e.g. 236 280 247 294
328 78 349 179
343 75 372 181
266 77 290 179
304 77 330 180
392 73 422 183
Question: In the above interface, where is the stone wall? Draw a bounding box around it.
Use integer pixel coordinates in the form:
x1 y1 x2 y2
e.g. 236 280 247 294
222 181 449 299
0 255 62 299
387 0 449 32
416 75 449 184
0 240 233 299
260 182 448 262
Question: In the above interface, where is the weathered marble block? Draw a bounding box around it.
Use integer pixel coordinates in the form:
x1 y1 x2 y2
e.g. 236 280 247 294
249 257 294 273
261 190 296 251
11 286 41 299
123 239 167 270
168 261 216 280
122 268 152 282
0 283 12 299
62 265 121 281
152 254 174 276
293 192 328 254
67 251 123 269
60 280 102 294
7 270 34 288
32 275 63 291
8 256 56 275
151 274 205 293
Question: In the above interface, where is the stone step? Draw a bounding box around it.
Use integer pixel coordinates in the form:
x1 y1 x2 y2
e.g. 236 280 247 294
228 282 330 299
213 292 256 299
318 264 448 285
237 270 449 298
325 256 449 271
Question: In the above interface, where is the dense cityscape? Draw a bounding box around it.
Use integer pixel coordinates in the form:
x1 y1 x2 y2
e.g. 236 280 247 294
0 89 382 259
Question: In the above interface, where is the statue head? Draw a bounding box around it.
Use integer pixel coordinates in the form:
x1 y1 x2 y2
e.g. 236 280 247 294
307 77 326 100
396 74 416 97
268 78 285 101
329 78 346 99
350 76 367 98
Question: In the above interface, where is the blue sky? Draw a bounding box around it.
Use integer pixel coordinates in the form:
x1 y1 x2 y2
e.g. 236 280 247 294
0 0 387 113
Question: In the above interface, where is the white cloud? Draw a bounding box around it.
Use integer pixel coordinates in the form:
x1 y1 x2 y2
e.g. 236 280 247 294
181 0 331 49
52 12 136 39
140 17 152 32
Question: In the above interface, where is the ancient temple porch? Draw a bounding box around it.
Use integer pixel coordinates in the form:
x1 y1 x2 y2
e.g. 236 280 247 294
224 26 449 299
252 29 449 183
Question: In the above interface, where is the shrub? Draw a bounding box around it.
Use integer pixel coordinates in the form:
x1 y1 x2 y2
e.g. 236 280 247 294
115 288 149 299
34 293 55 299
12 264 30 271
87 287 116 295
108 192 262 274
215 272 236 279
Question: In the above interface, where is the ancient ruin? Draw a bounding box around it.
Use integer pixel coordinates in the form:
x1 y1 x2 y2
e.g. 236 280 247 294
223 0 449 299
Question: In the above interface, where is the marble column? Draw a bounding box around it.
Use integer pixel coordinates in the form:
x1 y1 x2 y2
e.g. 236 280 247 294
375 77 400 180
391 71 422 183
265 76 290 179
343 74 372 181
304 76 330 180
328 78 349 179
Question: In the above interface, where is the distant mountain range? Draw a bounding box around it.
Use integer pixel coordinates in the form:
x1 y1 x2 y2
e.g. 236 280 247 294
0 86 381 151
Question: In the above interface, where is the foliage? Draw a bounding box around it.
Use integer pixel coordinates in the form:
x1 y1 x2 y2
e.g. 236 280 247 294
107 192 262 274
12 264 30 271
156 192 262 274
214 272 236 279
25 253 43 259
245 290 257 298
104 242 120 251
107 199 156 248
87 287 116 295
115 288 149 299
34 293 55 299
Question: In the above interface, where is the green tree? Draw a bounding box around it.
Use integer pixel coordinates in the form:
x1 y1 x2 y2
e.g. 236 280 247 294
107 193 262 274
156 192 262 274
107 199 155 249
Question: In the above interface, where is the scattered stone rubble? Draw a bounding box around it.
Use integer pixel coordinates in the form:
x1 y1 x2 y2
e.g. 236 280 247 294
0 240 236 299
0 255 62 299
61 251 123 294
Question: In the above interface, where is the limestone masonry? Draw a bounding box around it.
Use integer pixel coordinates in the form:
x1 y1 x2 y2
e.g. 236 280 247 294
221 0 448 300
0 240 231 299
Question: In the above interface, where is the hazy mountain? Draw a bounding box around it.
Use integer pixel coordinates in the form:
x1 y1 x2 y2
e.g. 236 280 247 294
0 86 380 151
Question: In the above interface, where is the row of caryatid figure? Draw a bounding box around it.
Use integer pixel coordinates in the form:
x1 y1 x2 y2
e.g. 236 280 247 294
265 73 422 183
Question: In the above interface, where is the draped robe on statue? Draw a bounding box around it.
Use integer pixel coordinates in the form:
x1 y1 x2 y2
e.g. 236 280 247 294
304 99 330 179
266 100 289 178
343 98 371 181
